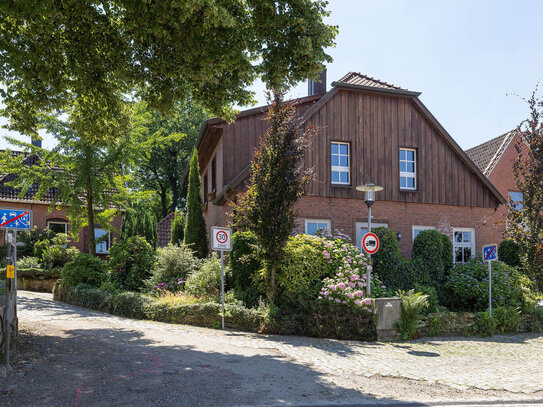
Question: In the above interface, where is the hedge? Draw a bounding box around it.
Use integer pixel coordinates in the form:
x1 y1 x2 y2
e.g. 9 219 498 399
53 282 264 331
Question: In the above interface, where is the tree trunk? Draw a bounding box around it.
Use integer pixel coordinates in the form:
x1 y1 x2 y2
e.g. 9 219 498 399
169 175 179 214
84 146 96 256
159 186 167 219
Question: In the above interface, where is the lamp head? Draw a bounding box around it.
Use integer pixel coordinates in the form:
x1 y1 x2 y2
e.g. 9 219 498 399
355 182 383 207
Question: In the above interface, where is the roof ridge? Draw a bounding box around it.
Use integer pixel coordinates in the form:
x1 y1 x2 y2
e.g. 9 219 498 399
338 71 406 90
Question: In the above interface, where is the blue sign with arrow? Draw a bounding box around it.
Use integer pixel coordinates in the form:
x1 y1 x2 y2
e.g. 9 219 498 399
0 208 32 230
482 244 498 262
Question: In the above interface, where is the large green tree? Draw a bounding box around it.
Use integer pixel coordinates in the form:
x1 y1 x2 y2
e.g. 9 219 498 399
0 113 133 255
184 149 208 258
0 0 337 144
233 93 313 299
506 91 543 289
132 100 210 218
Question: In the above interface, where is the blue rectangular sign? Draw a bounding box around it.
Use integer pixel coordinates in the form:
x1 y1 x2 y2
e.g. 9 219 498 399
0 208 32 230
482 244 498 262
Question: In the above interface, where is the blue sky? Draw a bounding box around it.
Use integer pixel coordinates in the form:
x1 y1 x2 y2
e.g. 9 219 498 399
2 0 542 150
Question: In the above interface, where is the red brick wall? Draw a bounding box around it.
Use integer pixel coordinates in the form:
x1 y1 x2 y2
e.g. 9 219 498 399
0 200 122 255
294 195 498 258
486 133 525 242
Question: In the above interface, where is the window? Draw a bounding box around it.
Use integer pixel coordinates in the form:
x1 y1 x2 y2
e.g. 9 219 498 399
508 191 523 210
94 228 110 254
356 222 388 250
412 225 436 240
453 228 475 263
203 173 208 203
47 220 68 235
305 219 331 235
400 148 416 190
211 156 217 193
331 142 350 185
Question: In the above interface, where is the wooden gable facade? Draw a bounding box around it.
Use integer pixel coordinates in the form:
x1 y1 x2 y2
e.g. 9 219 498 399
195 72 505 258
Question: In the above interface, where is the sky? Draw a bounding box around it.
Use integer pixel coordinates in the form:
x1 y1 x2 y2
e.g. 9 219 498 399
2 0 543 151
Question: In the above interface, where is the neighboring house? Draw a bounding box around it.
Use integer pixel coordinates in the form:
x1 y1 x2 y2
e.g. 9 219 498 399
157 211 175 247
0 144 121 255
190 71 506 262
466 130 524 242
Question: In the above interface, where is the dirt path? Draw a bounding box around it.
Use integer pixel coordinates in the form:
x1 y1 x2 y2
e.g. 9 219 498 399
1 291 543 407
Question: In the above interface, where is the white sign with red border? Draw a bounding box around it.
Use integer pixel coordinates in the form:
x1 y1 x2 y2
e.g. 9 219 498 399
362 232 380 255
211 227 232 251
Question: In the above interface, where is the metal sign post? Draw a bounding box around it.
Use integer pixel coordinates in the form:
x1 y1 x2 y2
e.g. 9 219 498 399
211 227 232 330
482 244 498 315
362 232 380 296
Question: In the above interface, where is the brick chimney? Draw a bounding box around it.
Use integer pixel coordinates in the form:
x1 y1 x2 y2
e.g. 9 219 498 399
308 69 327 96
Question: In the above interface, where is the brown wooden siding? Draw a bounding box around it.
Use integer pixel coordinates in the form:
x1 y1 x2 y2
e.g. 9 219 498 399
300 90 500 208
200 88 500 209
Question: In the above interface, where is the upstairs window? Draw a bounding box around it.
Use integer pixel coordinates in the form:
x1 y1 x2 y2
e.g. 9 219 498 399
400 148 416 190
331 142 350 185
211 156 217 193
47 219 68 235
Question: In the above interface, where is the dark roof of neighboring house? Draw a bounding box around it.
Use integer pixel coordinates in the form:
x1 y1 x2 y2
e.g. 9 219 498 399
465 131 515 176
0 150 59 202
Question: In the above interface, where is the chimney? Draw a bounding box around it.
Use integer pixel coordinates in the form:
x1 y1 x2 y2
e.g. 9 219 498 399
308 69 327 96
31 137 42 148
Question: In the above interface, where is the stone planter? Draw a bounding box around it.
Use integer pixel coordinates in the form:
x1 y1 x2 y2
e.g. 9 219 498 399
372 297 401 341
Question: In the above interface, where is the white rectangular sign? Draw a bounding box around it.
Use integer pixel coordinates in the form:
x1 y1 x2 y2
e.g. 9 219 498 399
211 227 232 251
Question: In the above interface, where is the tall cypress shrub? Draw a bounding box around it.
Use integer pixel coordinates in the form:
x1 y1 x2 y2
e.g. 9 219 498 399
184 149 209 258
170 211 185 245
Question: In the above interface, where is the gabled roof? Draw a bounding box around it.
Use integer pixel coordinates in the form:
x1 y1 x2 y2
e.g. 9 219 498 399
465 131 515 176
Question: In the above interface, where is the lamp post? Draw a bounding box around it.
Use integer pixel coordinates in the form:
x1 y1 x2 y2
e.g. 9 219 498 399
355 182 384 296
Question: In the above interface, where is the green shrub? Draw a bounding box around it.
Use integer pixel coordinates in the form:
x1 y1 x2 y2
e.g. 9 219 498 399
230 231 263 308
17 256 41 269
413 284 439 314
61 254 106 288
441 234 453 272
442 259 521 312
277 234 329 295
395 290 429 340
493 306 521 334
108 236 156 291
41 233 79 269
170 211 185 245
184 149 208 258
372 227 407 290
499 239 521 268
110 291 153 319
17 226 56 258
185 255 222 299
148 244 201 289
472 312 496 336
412 230 446 285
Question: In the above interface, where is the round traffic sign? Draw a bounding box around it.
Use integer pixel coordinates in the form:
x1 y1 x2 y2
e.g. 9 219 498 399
216 230 228 244
362 232 380 254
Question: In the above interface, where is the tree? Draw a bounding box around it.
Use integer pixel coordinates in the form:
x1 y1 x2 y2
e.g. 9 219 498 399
0 114 132 255
121 202 157 248
506 90 543 289
132 100 210 218
0 1 337 143
184 149 208 258
233 93 314 299
170 211 185 246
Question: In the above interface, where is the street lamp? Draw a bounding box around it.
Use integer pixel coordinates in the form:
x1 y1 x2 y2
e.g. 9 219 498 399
355 182 384 296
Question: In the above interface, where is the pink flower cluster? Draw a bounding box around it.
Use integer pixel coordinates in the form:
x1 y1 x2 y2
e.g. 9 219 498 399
317 233 373 311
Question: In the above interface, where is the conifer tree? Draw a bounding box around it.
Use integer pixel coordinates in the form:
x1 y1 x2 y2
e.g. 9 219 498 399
184 150 209 258
170 211 185 245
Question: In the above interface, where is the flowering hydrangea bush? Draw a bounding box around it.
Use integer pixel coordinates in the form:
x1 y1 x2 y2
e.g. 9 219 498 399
317 230 388 309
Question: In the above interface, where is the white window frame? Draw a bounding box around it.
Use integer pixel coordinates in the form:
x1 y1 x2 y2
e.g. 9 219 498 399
94 228 111 254
356 222 388 250
331 142 350 185
400 148 417 190
305 219 331 235
453 227 475 264
412 225 436 241
47 220 68 234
